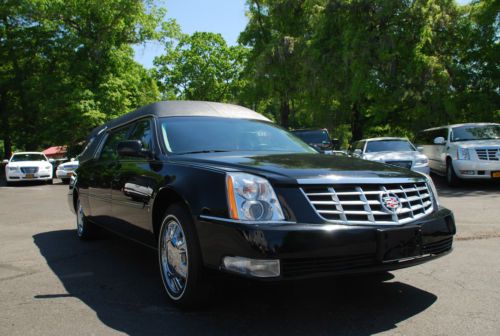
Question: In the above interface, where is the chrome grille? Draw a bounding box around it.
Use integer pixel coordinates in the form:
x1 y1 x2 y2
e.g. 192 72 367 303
386 161 412 169
302 182 434 225
20 167 39 174
475 148 499 161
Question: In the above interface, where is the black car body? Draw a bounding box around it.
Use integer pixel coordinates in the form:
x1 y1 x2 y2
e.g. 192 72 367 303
68 101 455 307
291 129 339 153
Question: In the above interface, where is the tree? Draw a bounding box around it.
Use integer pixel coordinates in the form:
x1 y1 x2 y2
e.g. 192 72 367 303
154 32 247 102
0 0 170 156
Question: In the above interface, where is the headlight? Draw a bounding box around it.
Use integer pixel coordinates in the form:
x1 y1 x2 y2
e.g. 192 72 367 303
425 175 440 208
8 166 17 171
457 147 470 160
414 158 429 166
44 166 52 170
226 172 285 222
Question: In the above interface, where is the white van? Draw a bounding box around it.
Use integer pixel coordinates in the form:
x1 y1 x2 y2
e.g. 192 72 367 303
415 123 500 186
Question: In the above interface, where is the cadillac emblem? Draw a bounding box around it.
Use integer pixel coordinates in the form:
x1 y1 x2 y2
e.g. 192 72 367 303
380 192 401 213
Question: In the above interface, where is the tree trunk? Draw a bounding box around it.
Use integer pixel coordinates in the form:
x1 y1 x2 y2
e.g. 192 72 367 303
0 92 12 159
351 102 363 141
280 99 291 129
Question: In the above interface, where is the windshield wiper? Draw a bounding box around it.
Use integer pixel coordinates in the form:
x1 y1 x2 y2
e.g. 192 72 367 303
175 150 232 155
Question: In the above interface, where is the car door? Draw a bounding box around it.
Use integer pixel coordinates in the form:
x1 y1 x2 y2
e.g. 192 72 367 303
87 125 132 226
111 118 159 245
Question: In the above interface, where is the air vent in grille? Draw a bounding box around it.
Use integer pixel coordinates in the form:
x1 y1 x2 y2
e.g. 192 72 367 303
475 148 499 161
21 167 39 174
386 161 412 169
302 182 434 225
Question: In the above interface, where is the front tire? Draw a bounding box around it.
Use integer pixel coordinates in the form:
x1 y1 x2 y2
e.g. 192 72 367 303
446 159 460 187
76 197 96 240
46 179 53 185
158 203 211 309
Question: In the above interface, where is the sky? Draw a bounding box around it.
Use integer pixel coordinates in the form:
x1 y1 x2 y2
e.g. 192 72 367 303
133 0 248 69
134 0 472 69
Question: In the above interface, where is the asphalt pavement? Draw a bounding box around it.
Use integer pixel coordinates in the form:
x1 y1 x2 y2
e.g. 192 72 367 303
0 177 499 335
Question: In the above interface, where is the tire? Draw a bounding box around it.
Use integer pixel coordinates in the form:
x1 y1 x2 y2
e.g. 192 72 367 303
446 159 460 187
46 179 53 185
158 203 211 309
5 181 13 187
61 178 70 184
76 197 96 240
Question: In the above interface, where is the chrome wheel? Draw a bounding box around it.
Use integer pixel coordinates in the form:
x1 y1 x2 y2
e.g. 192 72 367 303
76 199 84 236
160 216 189 299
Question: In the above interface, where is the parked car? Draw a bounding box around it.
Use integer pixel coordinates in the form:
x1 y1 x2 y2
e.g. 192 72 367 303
415 123 500 186
3 152 54 185
56 159 79 184
291 129 340 154
68 101 455 308
350 137 430 174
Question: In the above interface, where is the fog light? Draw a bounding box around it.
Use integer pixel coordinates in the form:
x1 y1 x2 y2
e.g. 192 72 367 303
460 170 475 175
223 256 280 278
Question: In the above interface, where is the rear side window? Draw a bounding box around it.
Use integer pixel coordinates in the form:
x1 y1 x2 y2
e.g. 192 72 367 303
99 126 132 161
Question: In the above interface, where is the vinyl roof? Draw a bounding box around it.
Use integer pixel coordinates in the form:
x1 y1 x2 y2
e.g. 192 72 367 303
88 101 270 138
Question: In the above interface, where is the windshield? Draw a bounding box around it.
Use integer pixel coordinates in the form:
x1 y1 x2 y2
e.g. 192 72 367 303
292 130 329 144
365 140 415 153
11 154 47 162
451 125 500 142
160 117 316 154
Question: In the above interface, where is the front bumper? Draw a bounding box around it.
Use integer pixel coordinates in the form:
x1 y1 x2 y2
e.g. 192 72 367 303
6 171 52 182
56 169 75 179
453 160 500 179
197 208 455 279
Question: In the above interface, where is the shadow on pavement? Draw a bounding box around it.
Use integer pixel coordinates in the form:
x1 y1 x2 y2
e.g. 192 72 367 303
432 174 500 198
34 229 437 336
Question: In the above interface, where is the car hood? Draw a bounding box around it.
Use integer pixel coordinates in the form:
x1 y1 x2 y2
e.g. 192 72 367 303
453 139 500 148
362 151 426 162
170 152 424 185
7 161 50 168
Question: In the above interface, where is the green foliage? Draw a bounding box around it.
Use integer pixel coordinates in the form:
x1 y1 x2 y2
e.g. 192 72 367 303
154 32 248 102
0 0 168 156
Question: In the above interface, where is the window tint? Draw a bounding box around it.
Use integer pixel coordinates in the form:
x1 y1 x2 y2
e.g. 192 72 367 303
99 126 132 161
128 119 153 150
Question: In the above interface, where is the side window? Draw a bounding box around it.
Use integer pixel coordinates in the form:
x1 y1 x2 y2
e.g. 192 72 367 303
99 126 131 161
355 141 365 152
128 119 153 151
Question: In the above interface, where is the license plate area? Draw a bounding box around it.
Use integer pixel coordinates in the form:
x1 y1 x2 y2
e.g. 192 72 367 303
492 171 500 179
376 226 422 262
25 173 34 179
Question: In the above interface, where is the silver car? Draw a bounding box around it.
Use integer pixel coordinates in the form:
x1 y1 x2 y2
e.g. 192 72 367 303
350 137 430 174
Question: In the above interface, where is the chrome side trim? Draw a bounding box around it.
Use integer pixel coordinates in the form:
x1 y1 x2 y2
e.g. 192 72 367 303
199 215 296 225
297 176 426 185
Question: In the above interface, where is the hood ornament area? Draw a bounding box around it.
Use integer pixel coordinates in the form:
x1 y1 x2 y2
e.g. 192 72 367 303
380 192 402 213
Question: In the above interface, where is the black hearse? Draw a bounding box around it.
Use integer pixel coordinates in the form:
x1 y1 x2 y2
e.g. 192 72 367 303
69 101 455 308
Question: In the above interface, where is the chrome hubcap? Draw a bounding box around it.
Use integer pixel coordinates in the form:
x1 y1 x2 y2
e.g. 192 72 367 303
160 217 188 298
76 200 84 235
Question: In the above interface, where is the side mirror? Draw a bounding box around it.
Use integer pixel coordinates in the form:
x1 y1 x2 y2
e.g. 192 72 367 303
48 159 55 163
117 140 150 158
417 146 424 153
353 149 362 156
433 137 445 145
2 159 9 164
70 158 75 162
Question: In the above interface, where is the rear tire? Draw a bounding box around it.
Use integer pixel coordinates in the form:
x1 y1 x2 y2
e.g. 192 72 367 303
76 197 96 240
158 203 211 309
446 159 460 187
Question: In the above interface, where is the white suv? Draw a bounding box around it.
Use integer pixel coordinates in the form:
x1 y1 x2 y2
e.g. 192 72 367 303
3 152 54 185
415 123 500 186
